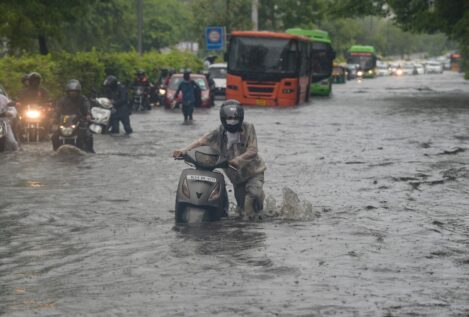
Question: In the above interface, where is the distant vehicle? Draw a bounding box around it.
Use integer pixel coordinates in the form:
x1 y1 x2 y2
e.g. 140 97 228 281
332 64 347 84
414 63 425 75
390 63 404 76
164 73 212 109
226 31 312 106
403 63 416 75
287 28 335 97
450 53 462 72
208 63 227 95
376 63 391 76
345 45 377 78
346 63 360 80
425 61 443 74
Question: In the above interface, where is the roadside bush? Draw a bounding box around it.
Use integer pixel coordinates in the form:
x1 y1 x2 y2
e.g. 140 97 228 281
0 51 203 101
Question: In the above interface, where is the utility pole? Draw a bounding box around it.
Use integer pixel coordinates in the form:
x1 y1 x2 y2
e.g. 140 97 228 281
251 0 259 31
137 0 143 55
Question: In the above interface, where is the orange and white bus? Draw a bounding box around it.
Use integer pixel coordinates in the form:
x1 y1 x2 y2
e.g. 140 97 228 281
226 31 312 107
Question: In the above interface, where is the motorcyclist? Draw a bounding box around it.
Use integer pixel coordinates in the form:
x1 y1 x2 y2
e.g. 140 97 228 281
104 75 133 135
52 79 94 153
172 100 266 220
203 70 216 106
0 94 19 151
173 69 201 123
17 72 51 108
130 69 152 110
17 72 53 134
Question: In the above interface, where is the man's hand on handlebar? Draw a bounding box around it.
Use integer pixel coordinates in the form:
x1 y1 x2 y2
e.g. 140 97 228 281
172 149 186 159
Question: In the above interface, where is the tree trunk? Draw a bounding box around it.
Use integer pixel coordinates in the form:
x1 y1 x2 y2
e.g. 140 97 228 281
38 35 49 55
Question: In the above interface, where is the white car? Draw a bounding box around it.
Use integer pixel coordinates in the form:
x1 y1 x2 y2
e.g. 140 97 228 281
414 63 425 75
208 63 227 95
376 63 391 76
403 63 416 75
425 61 443 74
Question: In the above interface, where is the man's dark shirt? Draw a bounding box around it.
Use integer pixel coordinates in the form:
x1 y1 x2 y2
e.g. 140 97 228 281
55 95 90 120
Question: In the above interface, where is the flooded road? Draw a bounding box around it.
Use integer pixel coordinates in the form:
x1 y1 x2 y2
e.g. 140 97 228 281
1 72 468 316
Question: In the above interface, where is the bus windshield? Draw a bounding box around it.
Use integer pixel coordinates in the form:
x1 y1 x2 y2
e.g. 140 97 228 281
311 42 334 78
346 53 376 70
228 36 299 75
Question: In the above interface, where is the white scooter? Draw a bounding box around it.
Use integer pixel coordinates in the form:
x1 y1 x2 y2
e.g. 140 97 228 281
89 98 113 134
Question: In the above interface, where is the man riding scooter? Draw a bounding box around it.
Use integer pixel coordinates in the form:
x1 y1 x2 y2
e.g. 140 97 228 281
173 100 266 220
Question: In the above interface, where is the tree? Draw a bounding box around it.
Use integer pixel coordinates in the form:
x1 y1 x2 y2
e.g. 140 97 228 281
0 0 98 54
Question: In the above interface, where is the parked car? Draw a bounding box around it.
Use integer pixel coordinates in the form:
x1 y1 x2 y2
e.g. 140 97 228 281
425 61 444 74
163 74 212 109
208 63 227 96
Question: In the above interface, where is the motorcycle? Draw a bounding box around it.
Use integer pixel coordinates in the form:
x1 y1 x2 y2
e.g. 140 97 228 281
131 86 149 112
89 97 113 134
18 103 53 143
56 114 82 150
157 85 167 107
174 146 231 224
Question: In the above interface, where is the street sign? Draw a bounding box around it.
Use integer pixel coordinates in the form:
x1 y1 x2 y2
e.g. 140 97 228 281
205 27 226 51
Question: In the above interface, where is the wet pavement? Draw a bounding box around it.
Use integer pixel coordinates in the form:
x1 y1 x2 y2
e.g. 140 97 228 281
1 72 468 316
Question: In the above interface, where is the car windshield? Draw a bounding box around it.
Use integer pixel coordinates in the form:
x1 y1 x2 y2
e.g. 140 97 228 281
228 36 299 74
346 53 375 70
169 77 207 90
209 67 227 79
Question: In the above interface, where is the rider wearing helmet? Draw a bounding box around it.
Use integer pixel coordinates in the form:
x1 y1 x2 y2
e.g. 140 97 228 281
103 75 132 135
17 72 50 107
172 100 266 220
130 69 152 110
52 79 94 152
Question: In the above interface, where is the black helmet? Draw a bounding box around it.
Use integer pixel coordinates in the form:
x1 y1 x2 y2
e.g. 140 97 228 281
183 69 191 81
220 99 244 133
136 69 145 77
21 73 29 85
28 72 42 87
65 79 82 92
103 75 118 88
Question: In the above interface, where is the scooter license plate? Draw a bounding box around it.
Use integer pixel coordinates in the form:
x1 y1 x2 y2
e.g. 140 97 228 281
187 175 216 183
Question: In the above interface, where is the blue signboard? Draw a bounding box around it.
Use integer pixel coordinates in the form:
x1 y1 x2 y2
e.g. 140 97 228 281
205 27 225 51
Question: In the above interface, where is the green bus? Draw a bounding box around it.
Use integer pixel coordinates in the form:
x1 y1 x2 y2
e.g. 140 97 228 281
346 45 377 78
286 28 335 96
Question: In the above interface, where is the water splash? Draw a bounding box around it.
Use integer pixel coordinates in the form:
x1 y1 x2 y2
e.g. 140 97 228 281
263 187 320 221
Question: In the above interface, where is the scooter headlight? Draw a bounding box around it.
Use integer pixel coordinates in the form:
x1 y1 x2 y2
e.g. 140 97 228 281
208 183 221 201
159 89 166 95
357 71 363 77
182 177 190 198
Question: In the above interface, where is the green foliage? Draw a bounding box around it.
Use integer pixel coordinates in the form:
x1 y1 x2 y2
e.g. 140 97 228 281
0 51 202 100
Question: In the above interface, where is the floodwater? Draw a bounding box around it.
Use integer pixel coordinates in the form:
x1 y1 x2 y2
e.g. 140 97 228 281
1 73 468 316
